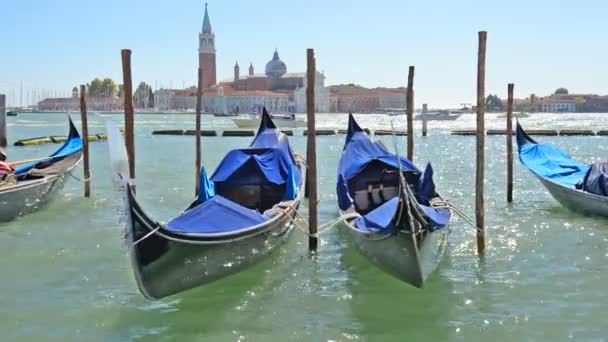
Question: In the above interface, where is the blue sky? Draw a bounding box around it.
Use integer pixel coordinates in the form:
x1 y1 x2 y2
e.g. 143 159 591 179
1 0 606 107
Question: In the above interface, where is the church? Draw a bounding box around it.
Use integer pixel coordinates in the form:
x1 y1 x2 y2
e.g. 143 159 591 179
156 3 330 114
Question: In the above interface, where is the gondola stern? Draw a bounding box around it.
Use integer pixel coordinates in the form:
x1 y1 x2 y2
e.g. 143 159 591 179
67 115 81 139
344 112 365 148
515 121 536 150
257 107 277 134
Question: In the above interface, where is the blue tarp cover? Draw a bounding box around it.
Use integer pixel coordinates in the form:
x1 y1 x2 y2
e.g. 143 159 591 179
16 118 83 176
576 162 608 196
166 195 267 234
210 111 300 192
518 133 589 188
197 167 216 203
355 197 399 233
355 197 451 233
179 109 300 235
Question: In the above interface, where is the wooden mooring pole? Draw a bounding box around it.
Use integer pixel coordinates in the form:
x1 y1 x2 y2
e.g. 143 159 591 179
0 94 6 161
121 49 135 192
79 85 91 198
506 83 514 203
476 31 487 255
406 66 415 161
195 68 203 196
422 103 428 137
306 48 318 252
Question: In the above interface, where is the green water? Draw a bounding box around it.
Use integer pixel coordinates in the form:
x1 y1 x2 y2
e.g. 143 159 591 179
1 113 607 341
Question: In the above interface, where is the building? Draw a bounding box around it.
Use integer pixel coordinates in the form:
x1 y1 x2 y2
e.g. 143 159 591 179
536 94 577 112
153 3 330 113
198 3 216 89
328 85 406 113
37 97 122 112
153 89 197 111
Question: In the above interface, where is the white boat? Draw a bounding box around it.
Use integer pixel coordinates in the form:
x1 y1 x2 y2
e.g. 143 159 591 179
232 113 306 128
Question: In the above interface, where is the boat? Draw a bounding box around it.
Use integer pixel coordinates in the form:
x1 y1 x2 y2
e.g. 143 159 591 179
414 110 462 121
6 111 18 117
0 118 83 221
114 109 305 299
336 114 452 287
212 112 239 117
516 123 608 217
386 111 403 116
232 113 307 128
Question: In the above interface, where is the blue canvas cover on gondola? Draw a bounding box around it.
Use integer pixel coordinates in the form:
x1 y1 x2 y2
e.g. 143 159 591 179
167 109 301 236
354 197 451 233
516 123 589 187
166 195 267 234
576 162 608 196
210 109 300 197
15 117 83 177
338 114 420 183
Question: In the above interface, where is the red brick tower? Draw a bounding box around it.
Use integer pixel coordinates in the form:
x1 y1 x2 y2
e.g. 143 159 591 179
198 3 216 88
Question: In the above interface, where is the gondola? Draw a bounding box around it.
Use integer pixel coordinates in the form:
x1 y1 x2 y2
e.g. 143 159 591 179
0 117 83 221
516 122 608 217
336 114 451 287
116 109 305 299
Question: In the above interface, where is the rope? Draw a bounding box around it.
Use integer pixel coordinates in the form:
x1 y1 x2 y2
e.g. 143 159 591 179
131 224 162 246
68 170 93 183
273 202 361 238
432 200 482 232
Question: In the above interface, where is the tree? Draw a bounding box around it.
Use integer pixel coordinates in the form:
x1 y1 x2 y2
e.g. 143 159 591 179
102 78 117 97
554 88 569 95
485 94 504 112
88 78 104 97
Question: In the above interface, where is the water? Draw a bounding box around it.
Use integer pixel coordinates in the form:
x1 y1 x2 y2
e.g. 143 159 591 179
1 113 608 341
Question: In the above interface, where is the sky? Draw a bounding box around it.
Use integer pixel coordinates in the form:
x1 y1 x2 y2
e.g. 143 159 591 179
1 0 607 108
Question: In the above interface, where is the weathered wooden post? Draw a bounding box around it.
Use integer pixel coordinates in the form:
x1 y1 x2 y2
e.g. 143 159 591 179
476 31 487 255
195 68 203 196
507 83 514 203
0 94 6 161
79 85 91 198
406 66 415 160
422 103 428 137
121 49 135 191
306 48 318 251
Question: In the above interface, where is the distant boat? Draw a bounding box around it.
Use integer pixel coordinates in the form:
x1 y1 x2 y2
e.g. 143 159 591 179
6 111 18 116
232 113 306 128
414 110 462 121
213 112 239 117
386 111 403 116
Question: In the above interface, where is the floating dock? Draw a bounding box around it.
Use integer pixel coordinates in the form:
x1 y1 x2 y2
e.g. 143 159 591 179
14 134 107 146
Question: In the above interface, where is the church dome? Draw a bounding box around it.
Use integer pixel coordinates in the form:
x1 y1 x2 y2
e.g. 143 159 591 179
265 50 287 79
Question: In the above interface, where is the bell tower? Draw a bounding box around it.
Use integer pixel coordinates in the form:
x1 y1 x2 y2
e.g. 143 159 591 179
234 61 240 81
198 3 216 88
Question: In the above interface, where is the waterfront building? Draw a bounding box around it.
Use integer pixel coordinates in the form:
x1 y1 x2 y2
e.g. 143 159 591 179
154 3 330 114
328 84 406 113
